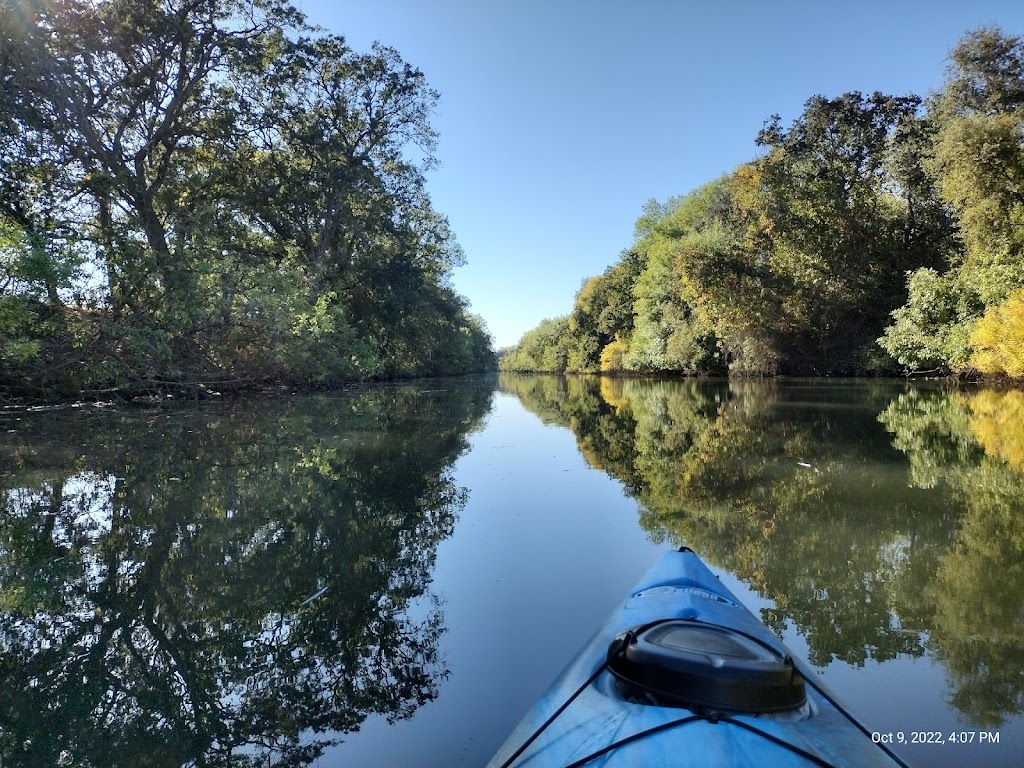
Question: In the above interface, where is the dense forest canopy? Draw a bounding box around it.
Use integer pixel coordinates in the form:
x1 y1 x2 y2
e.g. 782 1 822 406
0 0 494 400
500 27 1024 379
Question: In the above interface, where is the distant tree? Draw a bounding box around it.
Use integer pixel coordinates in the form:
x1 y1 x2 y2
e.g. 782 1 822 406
498 316 571 373
640 171 778 375
624 212 719 374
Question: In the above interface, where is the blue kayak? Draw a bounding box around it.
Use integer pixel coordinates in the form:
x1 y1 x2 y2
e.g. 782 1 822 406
487 548 909 768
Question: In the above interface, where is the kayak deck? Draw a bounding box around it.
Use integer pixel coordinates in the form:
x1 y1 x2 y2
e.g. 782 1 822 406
487 549 907 768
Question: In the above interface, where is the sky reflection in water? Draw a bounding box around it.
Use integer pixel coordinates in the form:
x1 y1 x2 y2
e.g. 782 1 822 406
0 378 1022 767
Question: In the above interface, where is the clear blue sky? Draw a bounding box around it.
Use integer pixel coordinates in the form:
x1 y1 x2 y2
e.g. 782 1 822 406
296 0 1024 348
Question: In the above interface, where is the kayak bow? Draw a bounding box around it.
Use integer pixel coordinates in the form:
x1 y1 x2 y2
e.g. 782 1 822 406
487 548 909 768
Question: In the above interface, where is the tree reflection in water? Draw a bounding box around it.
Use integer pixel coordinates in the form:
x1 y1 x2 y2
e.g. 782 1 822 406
502 374 1024 727
0 385 491 767
882 388 1024 726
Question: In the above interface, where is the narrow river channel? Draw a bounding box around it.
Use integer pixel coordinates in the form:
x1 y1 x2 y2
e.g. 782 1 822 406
1 376 1021 767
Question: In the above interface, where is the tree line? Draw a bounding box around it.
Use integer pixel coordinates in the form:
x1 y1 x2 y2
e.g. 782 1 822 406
1 0 494 401
500 28 1024 379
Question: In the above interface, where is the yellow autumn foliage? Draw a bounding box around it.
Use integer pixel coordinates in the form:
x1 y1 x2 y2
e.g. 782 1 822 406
968 390 1024 472
600 337 630 372
970 287 1024 377
598 376 629 410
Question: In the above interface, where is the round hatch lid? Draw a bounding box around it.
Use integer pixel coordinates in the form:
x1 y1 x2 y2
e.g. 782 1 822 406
607 620 806 713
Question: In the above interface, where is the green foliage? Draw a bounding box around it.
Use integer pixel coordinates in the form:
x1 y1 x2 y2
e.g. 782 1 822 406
596 251 646 337
755 91 951 372
564 276 606 373
0 0 491 400
878 267 982 371
654 171 779 375
934 113 1024 264
934 26 1024 117
498 316 571 373
624 218 719 374
880 27 1024 374
502 251 647 374
0 297 40 364
511 86 956 377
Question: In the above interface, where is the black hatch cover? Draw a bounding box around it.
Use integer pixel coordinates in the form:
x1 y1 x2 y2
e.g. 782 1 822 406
607 620 807 713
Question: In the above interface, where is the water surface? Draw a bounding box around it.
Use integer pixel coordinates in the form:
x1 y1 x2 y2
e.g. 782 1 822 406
1 376 1022 767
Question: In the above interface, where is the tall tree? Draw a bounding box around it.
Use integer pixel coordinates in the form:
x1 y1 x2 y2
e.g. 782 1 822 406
756 91 949 372
1 0 491 398
881 27 1024 374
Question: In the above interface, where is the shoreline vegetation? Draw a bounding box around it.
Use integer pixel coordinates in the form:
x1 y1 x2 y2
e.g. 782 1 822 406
1 0 494 404
500 28 1024 384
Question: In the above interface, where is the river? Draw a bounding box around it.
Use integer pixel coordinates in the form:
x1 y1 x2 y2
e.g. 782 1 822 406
0 375 1021 767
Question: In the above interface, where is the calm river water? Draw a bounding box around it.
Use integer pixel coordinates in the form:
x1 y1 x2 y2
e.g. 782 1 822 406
1 375 1022 767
